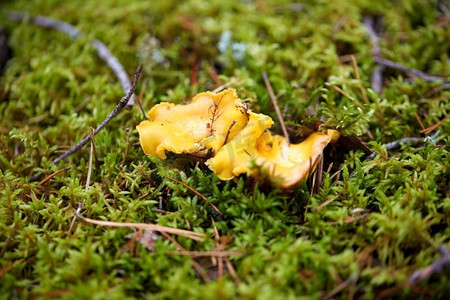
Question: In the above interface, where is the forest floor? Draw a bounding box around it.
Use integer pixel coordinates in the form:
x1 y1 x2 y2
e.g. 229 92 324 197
0 0 449 299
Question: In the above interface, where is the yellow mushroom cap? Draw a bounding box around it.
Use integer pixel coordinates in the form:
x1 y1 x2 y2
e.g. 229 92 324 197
136 122 196 159
253 132 331 188
136 88 249 159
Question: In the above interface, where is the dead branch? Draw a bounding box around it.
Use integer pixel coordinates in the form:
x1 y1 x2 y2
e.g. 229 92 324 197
363 16 384 93
37 166 71 186
75 213 205 241
166 250 244 257
409 246 450 285
367 137 422 160
374 57 447 83
262 72 290 146
7 11 136 108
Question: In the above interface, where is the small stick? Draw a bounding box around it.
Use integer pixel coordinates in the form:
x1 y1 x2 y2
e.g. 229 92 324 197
165 176 222 215
136 80 149 120
414 113 426 131
223 119 237 145
85 139 94 192
166 250 243 257
212 78 239 93
51 65 142 165
224 257 241 285
409 246 450 285
212 219 223 279
88 128 98 165
323 274 359 300
37 166 71 186
68 202 84 233
119 128 130 168
374 57 447 83
420 113 449 135
363 16 384 92
329 213 368 225
262 72 290 146
0 258 26 279
350 55 370 104
314 198 336 211
367 137 422 160
325 83 359 104
7 11 136 108
75 213 205 241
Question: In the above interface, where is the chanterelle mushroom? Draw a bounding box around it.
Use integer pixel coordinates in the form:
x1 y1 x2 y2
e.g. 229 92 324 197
138 89 337 189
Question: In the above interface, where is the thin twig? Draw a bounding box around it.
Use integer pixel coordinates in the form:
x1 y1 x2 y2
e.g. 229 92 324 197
329 213 368 225
325 83 358 104
223 119 237 145
224 257 241 285
165 176 222 215
420 113 449 135
262 72 290 146
374 57 447 83
414 112 426 131
0 258 26 279
323 274 359 300
88 128 98 165
367 137 422 160
409 246 450 285
136 80 149 120
314 198 336 211
37 166 71 186
75 213 205 241
212 78 239 93
212 219 223 280
350 55 370 104
85 140 94 193
68 202 84 234
51 65 143 165
166 250 243 257
7 11 136 108
363 16 384 92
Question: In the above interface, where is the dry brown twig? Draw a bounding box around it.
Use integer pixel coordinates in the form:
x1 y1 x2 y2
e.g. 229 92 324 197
367 137 422 160
37 166 71 186
262 72 290 146
68 135 94 234
420 113 449 135
74 213 206 241
409 246 450 285
350 55 370 104
212 78 240 93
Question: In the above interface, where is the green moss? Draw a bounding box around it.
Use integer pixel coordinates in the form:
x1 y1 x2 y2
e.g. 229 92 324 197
0 0 449 298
